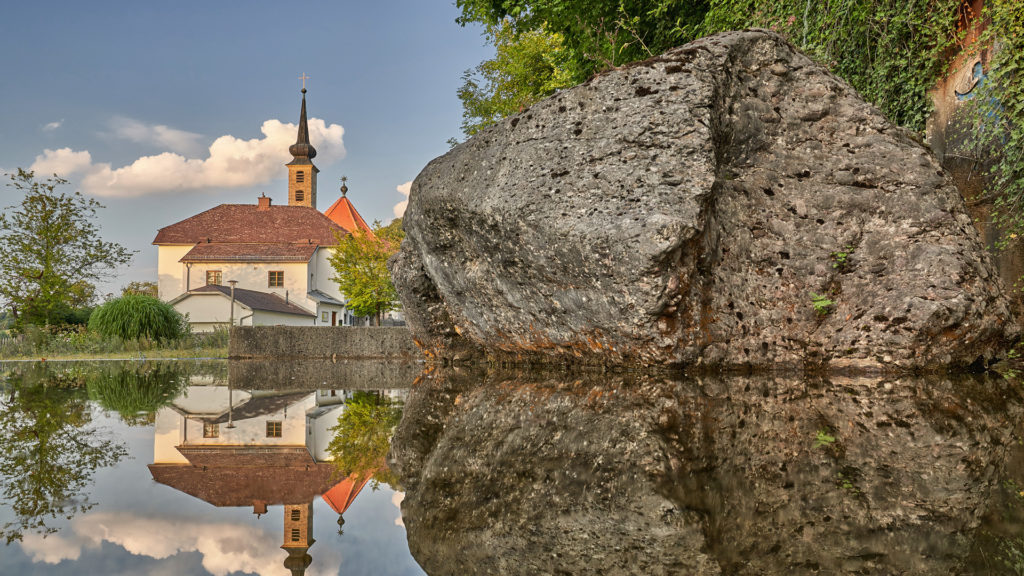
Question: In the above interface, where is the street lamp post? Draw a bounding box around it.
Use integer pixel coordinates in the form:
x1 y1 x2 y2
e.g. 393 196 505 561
228 280 238 327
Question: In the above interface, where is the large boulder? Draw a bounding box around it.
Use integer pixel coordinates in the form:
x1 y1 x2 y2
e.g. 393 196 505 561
390 30 1017 371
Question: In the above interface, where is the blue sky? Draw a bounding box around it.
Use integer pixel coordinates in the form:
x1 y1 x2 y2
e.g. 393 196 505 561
0 0 490 294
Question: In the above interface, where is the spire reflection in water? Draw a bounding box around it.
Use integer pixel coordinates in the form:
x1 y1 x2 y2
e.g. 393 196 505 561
150 383 407 575
392 367 1024 575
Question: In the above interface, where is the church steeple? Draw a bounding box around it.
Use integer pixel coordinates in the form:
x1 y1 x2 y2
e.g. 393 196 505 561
287 81 319 209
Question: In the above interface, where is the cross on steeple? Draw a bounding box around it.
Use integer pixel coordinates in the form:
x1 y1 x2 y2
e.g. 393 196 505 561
298 73 310 92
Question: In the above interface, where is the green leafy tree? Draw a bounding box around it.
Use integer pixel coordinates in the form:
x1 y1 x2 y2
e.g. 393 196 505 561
329 218 405 325
121 281 159 298
458 23 575 136
0 364 128 543
0 169 133 328
327 391 403 490
456 0 707 83
88 293 187 341
455 0 962 133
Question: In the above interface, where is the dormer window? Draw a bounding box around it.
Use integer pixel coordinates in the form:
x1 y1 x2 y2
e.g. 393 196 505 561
295 189 304 202
296 171 305 183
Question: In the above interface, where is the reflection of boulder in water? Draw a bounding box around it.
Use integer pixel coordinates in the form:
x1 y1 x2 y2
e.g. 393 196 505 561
391 369 1021 575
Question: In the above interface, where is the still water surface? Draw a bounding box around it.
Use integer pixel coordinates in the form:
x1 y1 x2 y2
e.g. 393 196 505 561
0 360 422 576
3 361 1024 575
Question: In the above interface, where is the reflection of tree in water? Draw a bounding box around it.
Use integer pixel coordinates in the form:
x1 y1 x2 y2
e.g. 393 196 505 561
327 391 403 490
0 363 127 544
86 363 188 426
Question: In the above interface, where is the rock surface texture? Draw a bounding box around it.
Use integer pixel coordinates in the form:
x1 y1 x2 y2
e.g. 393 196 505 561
390 30 1017 371
390 369 1021 575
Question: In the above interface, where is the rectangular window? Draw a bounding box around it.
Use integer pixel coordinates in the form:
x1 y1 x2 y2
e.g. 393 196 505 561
296 171 305 183
321 311 329 323
295 189 304 202
206 270 222 286
203 422 219 438
291 528 301 542
266 421 282 438
291 509 301 521
268 271 284 287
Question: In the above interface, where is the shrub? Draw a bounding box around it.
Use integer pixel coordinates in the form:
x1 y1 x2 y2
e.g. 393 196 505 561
88 294 186 341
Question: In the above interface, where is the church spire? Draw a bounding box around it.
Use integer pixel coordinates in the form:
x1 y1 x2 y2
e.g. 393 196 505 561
288 89 317 161
287 79 319 209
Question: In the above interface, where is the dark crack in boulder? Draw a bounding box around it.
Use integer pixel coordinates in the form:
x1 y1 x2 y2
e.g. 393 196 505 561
390 30 1017 371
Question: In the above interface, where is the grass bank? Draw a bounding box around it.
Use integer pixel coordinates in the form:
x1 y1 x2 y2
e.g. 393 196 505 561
0 325 229 361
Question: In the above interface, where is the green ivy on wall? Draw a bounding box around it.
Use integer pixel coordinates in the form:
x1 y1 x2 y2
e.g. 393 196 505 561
968 0 1024 248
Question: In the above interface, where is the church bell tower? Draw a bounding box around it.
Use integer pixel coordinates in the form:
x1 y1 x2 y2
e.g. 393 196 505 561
287 85 319 209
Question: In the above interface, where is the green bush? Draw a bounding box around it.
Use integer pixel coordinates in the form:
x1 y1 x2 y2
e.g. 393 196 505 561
88 294 186 341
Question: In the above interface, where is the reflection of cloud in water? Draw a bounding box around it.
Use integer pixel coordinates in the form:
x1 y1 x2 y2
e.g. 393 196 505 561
20 532 88 564
392 492 405 527
19 512 342 576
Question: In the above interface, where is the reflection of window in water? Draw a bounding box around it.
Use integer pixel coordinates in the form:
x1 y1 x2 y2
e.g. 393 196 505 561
203 422 219 438
291 528 301 542
292 509 302 521
267 421 283 437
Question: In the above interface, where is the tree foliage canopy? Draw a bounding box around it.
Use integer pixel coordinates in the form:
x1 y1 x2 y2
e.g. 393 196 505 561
455 0 967 132
327 391 403 490
0 169 133 327
0 364 127 543
328 219 405 324
459 23 575 136
121 281 159 298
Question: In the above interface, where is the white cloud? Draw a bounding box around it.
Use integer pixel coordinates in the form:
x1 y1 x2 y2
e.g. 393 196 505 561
108 117 204 156
393 180 412 218
30 118 346 198
20 511 342 576
19 532 89 564
42 120 64 131
392 491 405 527
31 148 94 177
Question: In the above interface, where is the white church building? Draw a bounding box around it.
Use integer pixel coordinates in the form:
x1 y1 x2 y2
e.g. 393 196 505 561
153 88 374 330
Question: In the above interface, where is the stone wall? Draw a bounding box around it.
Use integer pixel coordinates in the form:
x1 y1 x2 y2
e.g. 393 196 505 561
228 326 421 361
227 358 422 390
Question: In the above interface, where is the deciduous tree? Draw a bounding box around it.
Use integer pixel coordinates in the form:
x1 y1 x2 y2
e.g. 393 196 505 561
121 281 159 298
0 364 127 543
0 169 133 328
329 219 404 325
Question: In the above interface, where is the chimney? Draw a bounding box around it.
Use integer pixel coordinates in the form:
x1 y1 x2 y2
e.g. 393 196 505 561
257 193 272 211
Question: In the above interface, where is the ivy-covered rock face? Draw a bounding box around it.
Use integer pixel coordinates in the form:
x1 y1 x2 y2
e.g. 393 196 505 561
390 30 1017 372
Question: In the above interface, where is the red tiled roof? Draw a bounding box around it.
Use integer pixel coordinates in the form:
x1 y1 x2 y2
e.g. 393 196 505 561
321 469 374 514
180 242 318 263
182 285 315 317
323 196 374 236
149 458 338 507
153 203 348 245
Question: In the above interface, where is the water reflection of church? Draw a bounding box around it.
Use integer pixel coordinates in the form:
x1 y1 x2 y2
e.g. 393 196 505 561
148 385 405 575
